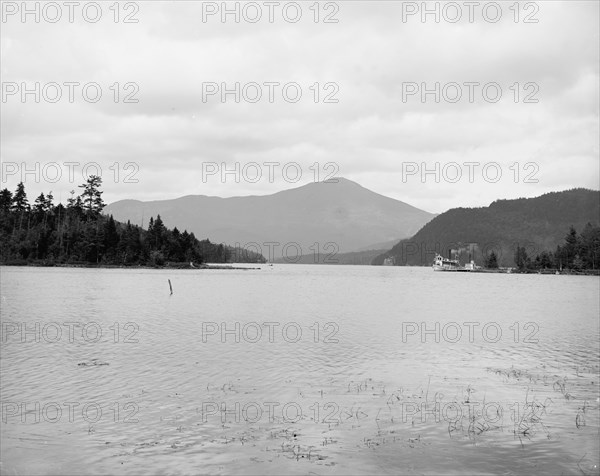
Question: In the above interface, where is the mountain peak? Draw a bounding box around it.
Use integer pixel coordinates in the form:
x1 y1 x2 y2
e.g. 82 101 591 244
104 179 434 253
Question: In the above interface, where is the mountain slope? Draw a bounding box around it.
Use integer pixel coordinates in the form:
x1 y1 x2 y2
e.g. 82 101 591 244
273 248 389 265
104 178 435 258
373 188 600 267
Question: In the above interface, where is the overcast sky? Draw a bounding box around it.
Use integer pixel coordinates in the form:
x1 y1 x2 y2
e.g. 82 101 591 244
1 0 598 214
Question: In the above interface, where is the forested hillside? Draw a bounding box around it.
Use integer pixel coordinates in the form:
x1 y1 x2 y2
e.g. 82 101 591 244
0 178 264 266
373 188 600 268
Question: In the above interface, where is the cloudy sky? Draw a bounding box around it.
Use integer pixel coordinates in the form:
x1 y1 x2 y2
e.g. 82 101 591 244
1 0 598 214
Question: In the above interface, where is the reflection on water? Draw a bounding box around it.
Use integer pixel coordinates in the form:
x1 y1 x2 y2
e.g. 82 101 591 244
1 265 599 475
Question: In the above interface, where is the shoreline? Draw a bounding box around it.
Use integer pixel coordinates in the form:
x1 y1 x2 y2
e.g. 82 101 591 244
0 261 263 271
1 261 597 275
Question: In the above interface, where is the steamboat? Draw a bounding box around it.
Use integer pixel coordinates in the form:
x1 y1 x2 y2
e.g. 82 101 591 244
432 253 475 272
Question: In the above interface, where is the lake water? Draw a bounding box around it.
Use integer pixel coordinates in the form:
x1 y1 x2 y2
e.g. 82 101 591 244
1 265 599 475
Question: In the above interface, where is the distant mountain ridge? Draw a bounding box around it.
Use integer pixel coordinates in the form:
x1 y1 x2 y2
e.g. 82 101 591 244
104 178 435 258
273 247 389 265
373 188 600 267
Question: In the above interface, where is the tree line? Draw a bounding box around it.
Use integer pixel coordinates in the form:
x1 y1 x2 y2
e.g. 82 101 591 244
373 188 599 267
0 177 263 266
483 224 600 272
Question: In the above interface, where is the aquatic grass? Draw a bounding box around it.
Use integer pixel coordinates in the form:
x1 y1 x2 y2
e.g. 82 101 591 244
510 388 553 446
184 375 597 469
575 400 588 429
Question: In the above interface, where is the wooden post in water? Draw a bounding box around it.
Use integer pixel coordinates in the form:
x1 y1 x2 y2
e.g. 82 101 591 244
168 279 173 295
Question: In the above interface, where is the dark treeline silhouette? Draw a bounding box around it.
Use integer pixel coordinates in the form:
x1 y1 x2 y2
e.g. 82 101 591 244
512 224 600 272
0 177 264 266
373 188 600 267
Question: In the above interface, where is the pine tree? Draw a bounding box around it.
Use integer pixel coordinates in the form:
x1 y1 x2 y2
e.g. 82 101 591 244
34 193 47 213
78 175 105 218
67 190 76 208
103 215 120 259
485 250 499 268
563 225 580 268
45 191 54 211
0 189 12 211
580 223 600 269
154 215 165 249
514 246 530 270
12 182 28 212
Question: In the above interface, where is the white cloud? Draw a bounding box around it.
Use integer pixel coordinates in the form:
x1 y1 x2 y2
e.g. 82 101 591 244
1 0 598 214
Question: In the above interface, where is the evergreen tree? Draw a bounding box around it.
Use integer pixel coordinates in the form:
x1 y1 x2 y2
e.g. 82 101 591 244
12 182 28 212
533 250 554 269
153 215 165 249
514 246 531 270
563 225 580 268
0 189 12 211
485 250 499 268
78 175 105 218
34 193 47 213
580 222 600 269
45 191 54 211
66 190 77 209
103 215 120 260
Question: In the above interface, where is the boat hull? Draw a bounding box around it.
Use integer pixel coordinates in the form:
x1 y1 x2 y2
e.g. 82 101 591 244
433 265 472 272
